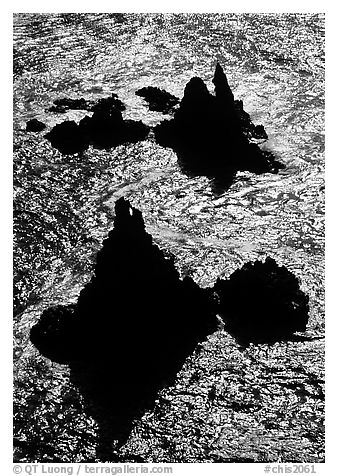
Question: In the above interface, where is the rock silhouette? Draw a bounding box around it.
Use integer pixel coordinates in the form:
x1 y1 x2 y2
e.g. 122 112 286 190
48 93 125 113
154 63 283 190
30 304 77 363
45 110 149 154
44 120 89 155
30 198 218 454
44 92 145 154
79 108 149 150
30 197 218 367
48 97 89 113
30 200 310 456
214 257 309 344
26 119 46 132
135 86 179 114
90 93 126 114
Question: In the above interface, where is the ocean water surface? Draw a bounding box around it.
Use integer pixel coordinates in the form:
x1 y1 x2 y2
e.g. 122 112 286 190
13 13 324 463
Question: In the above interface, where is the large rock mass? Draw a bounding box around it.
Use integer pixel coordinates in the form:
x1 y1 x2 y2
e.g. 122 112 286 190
31 200 310 367
44 120 89 155
30 200 310 447
154 63 283 181
45 108 149 154
30 198 218 371
214 257 309 343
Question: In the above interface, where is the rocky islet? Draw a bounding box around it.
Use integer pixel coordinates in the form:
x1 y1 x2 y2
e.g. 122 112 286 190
31 198 309 365
154 63 283 180
29 64 310 451
39 63 284 187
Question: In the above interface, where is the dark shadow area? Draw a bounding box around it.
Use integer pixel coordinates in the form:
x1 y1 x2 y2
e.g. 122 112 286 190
44 121 89 155
154 63 284 193
30 200 310 460
214 257 309 346
30 198 218 459
135 86 179 114
26 119 46 132
44 111 149 155
43 92 149 154
47 93 126 114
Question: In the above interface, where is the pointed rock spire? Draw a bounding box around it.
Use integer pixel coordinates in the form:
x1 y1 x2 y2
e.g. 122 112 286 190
30 197 218 366
212 62 235 114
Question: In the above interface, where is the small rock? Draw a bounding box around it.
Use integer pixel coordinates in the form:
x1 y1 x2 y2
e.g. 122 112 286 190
48 97 89 113
45 120 89 154
26 119 46 132
136 87 179 114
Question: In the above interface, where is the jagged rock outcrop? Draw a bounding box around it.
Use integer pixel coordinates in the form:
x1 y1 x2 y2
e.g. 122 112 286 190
154 63 283 184
90 93 125 113
135 87 179 114
48 97 89 113
26 119 46 132
44 92 142 153
213 257 309 343
48 93 125 113
30 201 310 447
30 198 218 368
31 202 310 362
78 108 149 149
45 110 149 154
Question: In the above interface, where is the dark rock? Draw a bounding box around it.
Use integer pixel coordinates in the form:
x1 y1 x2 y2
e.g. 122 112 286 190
135 86 179 114
45 108 149 154
213 257 309 343
30 201 310 451
154 63 283 191
48 97 89 113
44 120 89 155
26 119 46 132
30 305 78 364
78 109 150 149
90 93 126 113
30 197 218 368
48 94 125 114
212 62 237 126
78 108 125 149
30 198 219 450
124 119 151 143
30 199 219 450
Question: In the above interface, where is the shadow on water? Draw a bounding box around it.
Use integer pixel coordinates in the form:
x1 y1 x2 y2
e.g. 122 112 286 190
176 152 238 195
30 200 310 461
69 343 204 460
30 198 219 460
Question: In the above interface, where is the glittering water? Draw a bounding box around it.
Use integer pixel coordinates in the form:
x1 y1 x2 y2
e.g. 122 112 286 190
13 13 324 463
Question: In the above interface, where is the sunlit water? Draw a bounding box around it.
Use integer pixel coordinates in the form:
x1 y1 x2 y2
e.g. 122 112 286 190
13 13 324 463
